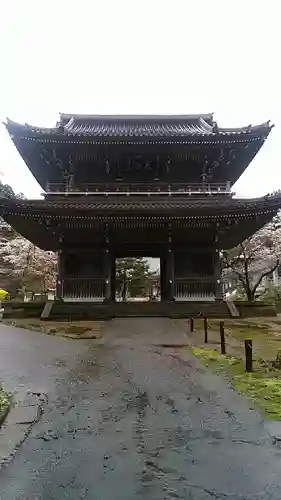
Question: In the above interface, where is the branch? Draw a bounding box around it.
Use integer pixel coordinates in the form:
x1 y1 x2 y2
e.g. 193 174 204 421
246 249 257 261
239 243 245 256
221 254 242 271
252 259 280 295
231 269 247 287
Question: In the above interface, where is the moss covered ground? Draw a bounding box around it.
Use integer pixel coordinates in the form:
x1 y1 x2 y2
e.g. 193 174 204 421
192 346 281 420
208 319 281 360
0 388 12 424
2 318 104 339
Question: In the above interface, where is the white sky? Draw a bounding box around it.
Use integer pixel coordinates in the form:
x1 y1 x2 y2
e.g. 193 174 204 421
0 0 280 198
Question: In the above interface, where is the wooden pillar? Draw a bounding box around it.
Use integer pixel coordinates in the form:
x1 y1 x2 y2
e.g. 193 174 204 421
160 256 166 300
56 250 63 299
104 247 112 302
166 224 174 301
166 248 175 301
104 226 112 302
214 248 222 299
111 256 116 302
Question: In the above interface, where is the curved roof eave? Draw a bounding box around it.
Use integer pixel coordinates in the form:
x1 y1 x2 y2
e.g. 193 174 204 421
5 114 273 140
5 118 60 136
1 191 281 213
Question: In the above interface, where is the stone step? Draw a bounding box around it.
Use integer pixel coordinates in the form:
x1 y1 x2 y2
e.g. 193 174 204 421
46 300 230 320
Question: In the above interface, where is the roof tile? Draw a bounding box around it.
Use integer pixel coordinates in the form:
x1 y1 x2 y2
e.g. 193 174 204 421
63 117 214 137
6 114 273 140
2 194 281 214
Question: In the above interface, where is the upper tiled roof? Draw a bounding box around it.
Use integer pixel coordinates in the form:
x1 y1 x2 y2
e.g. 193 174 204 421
64 117 213 137
6 113 273 140
61 114 217 137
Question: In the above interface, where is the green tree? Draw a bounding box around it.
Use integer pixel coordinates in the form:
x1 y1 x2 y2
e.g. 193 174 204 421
0 180 25 200
0 180 16 199
115 257 159 300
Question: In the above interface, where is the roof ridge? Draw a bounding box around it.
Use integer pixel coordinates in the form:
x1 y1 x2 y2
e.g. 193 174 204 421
59 113 215 124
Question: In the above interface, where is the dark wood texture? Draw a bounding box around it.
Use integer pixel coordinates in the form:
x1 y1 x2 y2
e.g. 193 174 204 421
1 114 279 311
220 322 226 355
245 339 253 372
6 114 272 190
204 317 208 343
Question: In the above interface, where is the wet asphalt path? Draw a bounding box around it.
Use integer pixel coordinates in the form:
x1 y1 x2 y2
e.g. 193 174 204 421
1 318 281 499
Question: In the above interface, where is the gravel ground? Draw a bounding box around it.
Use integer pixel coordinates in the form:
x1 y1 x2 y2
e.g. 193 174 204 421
0 318 281 499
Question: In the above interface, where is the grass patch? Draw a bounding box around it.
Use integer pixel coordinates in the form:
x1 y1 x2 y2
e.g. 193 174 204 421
0 388 12 425
192 347 281 420
209 319 270 335
207 319 281 360
2 318 104 339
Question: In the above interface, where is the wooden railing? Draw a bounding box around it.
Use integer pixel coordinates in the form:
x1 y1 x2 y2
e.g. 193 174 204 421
45 181 231 196
59 277 216 302
174 280 215 301
61 277 105 302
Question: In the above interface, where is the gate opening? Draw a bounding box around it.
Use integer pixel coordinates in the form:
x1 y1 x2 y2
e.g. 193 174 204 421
115 257 160 302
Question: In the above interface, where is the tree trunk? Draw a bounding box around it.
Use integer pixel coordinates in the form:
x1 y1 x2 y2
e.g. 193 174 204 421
246 288 255 302
244 260 255 302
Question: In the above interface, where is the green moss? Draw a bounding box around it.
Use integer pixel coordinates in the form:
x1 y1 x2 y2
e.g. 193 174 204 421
0 389 12 416
47 327 58 335
64 325 89 335
206 319 281 360
3 319 98 337
192 347 281 420
209 320 270 336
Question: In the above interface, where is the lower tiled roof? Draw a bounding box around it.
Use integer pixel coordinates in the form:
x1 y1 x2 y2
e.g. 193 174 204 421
1 194 280 251
2 194 281 215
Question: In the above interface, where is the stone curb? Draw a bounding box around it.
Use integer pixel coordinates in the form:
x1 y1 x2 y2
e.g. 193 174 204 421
0 391 47 469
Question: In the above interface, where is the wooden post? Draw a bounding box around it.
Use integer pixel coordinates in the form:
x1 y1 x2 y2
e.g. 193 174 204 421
104 248 112 302
190 317 194 333
245 339 253 372
204 317 208 343
214 248 222 300
111 256 116 302
220 321 226 354
166 249 174 301
56 250 63 299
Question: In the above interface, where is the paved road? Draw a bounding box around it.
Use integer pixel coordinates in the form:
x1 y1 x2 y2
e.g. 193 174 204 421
1 318 281 499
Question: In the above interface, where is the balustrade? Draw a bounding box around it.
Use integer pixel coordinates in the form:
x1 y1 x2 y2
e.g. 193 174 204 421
174 279 215 301
61 277 105 302
45 181 231 196
60 276 216 302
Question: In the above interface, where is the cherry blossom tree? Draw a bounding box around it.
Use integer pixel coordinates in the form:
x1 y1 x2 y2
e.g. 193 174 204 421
222 214 281 302
0 235 57 296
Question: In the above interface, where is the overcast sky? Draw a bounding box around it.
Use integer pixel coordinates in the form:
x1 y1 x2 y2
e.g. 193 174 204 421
0 0 280 198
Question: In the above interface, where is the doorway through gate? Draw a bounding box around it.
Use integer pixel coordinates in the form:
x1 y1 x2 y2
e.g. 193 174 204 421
114 257 161 302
